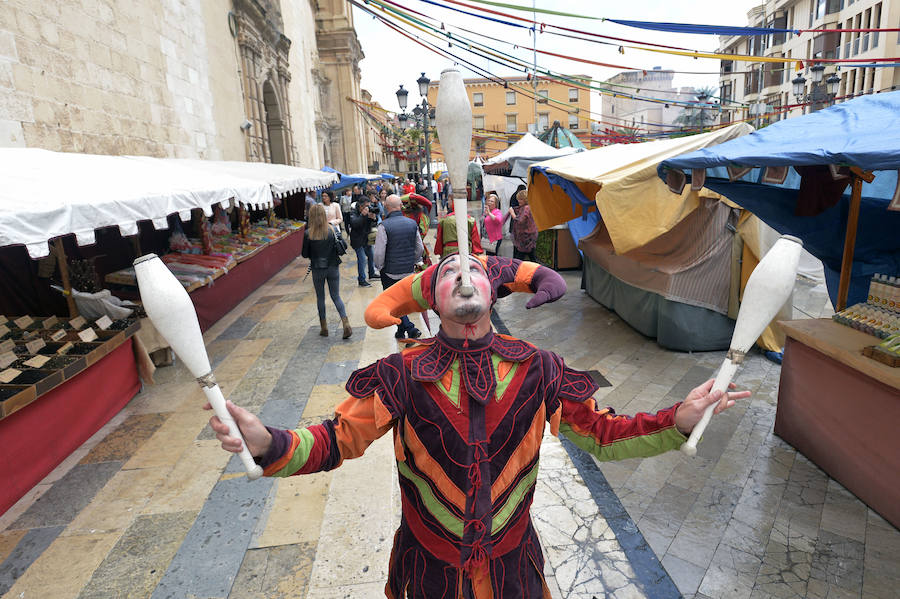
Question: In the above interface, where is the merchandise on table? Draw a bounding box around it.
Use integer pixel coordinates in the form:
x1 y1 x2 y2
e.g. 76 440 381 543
832 304 900 339
861 333 900 367
867 273 899 312
832 273 900 339
105 218 303 290
0 317 140 418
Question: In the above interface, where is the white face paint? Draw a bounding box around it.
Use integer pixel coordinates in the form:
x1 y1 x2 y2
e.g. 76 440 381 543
435 256 491 323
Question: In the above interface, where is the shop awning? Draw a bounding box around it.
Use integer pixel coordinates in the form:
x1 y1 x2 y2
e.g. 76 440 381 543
658 91 900 308
0 149 273 258
138 158 339 197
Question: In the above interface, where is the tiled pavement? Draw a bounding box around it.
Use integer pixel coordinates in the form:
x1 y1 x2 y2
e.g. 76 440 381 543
1 251 898 598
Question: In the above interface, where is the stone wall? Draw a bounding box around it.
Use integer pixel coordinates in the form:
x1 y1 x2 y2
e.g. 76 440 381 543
0 0 321 164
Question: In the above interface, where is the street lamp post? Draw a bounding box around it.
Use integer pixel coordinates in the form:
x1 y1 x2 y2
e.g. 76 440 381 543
695 90 710 130
398 113 409 174
397 75 435 202
792 65 841 113
413 105 423 177
416 73 434 203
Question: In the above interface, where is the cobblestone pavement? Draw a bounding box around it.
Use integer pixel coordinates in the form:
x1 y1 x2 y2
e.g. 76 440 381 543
1 253 897 599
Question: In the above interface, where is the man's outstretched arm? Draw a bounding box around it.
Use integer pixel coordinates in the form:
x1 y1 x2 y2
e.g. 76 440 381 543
555 376 748 462
207 393 392 477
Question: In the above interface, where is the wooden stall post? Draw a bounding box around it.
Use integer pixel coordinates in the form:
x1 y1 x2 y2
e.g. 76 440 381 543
836 168 875 311
51 239 78 318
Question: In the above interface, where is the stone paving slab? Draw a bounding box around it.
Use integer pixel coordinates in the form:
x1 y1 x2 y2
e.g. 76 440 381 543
150 476 274 599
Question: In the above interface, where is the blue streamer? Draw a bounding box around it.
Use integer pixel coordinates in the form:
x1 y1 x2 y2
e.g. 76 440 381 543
608 19 798 36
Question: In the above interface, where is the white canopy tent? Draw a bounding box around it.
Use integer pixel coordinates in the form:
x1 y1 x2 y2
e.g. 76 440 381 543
483 133 580 177
0 149 336 259
133 158 339 198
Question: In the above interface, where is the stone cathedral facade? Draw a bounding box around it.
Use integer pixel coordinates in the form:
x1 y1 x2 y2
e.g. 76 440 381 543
0 0 367 172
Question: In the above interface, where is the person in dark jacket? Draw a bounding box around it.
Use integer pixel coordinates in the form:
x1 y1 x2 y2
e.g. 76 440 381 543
373 195 423 339
302 204 351 339
348 197 378 287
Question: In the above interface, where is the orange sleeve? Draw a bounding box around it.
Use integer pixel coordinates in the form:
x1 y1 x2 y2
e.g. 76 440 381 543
331 394 394 462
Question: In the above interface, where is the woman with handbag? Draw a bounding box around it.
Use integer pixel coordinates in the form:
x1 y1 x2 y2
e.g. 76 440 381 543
481 192 510 256
510 189 538 262
302 204 352 339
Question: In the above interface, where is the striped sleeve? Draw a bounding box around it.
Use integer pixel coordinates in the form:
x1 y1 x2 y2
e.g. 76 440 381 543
260 393 396 478
559 400 687 462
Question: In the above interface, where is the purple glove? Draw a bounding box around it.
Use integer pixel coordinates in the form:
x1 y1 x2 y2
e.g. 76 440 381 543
525 265 566 308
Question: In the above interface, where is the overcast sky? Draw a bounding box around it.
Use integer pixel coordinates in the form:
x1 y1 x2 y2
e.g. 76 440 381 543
352 0 764 113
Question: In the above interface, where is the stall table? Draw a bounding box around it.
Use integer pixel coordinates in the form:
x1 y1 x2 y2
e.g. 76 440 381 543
775 318 900 528
0 337 141 514
189 225 304 331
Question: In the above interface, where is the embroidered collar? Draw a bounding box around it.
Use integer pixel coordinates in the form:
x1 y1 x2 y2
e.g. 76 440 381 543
409 329 536 405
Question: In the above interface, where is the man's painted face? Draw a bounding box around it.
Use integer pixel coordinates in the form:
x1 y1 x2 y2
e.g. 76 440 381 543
434 256 492 322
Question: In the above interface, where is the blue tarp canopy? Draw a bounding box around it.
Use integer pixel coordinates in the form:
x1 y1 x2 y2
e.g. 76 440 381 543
658 92 900 308
322 167 369 192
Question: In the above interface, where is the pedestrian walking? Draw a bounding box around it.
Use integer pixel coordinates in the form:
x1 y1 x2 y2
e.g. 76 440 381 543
349 196 378 287
510 189 538 262
321 190 343 230
373 195 423 339
302 204 352 339
339 189 352 233
304 189 317 220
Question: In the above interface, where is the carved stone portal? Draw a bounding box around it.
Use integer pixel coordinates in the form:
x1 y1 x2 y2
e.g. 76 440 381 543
232 0 296 164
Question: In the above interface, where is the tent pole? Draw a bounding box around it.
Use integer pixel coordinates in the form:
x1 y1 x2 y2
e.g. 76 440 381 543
836 168 875 311
51 238 78 318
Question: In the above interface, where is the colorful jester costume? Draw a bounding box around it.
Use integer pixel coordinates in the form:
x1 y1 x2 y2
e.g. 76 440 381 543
257 256 687 598
401 193 433 270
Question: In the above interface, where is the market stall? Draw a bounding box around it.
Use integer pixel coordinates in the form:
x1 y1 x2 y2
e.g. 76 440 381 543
107 157 337 330
0 149 336 515
483 132 579 178
658 91 900 527
526 123 775 351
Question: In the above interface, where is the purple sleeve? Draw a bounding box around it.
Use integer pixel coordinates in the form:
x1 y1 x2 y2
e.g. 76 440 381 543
256 426 293 469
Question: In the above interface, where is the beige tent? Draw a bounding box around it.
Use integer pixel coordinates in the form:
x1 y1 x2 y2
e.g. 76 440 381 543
526 124 792 353
528 124 753 254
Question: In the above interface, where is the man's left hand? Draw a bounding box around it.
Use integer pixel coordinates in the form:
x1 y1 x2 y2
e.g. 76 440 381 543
674 379 750 435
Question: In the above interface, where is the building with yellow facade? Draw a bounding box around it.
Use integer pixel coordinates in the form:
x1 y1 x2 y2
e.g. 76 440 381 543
425 75 592 160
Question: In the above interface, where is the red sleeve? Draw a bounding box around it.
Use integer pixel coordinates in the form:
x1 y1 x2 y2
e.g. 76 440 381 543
434 221 444 255
471 219 483 254
559 400 685 461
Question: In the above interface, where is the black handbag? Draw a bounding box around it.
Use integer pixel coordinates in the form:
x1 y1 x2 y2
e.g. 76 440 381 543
331 225 348 256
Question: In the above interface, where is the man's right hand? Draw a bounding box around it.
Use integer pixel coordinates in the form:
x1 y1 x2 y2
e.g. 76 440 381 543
205 400 272 458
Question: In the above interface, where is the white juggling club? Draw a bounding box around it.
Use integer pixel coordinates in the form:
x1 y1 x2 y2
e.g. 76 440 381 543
133 253 263 479
681 235 803 456
435 67 475 296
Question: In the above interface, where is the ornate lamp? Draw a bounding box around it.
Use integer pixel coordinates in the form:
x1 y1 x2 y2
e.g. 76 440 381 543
396 84 409 111
826 72 841 97
417 72 431 98
792 73 807 100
